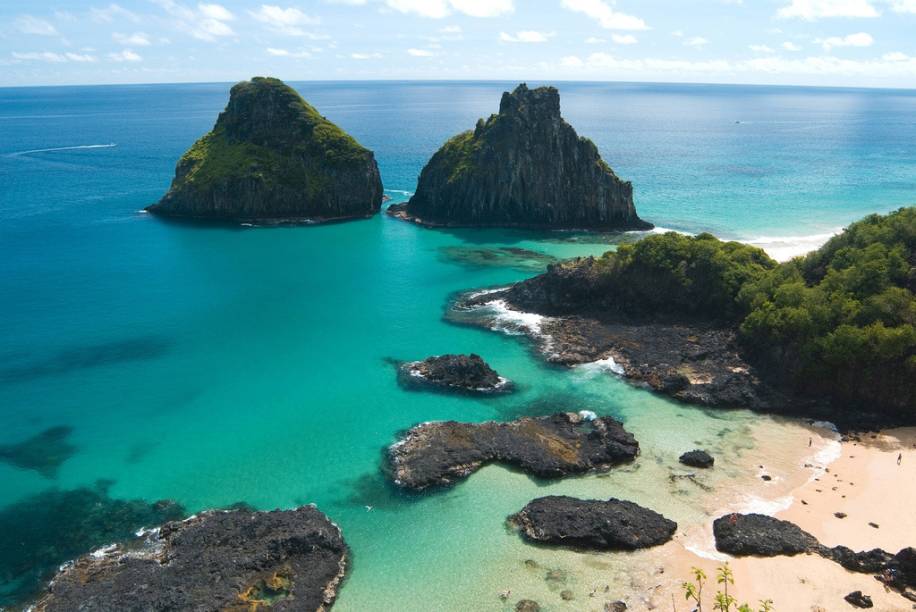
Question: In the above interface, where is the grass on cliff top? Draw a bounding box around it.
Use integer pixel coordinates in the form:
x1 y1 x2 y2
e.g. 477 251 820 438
171 77 365 194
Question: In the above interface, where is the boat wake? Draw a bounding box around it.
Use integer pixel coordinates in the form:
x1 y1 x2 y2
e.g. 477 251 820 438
7 143 118 157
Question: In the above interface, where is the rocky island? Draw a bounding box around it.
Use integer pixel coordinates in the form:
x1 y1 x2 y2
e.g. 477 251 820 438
396 353 511 394
455 208 915 427
147 77 383 223
509 496 677 551
32 505 348 611
388 83 651 230
386 412 638 491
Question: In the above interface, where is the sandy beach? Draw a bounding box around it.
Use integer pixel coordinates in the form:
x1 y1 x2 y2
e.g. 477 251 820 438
657 426 916 612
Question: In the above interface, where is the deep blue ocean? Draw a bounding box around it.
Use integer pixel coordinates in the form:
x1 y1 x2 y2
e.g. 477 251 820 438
1 81 914 610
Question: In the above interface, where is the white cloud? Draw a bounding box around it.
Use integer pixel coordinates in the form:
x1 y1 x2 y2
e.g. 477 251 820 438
15 16 59 36
440 25 462 33
749 44 775 53
818 31 873 50
783 41 803 51
250 5 320 35
685 36 709 47
351 52 382 59
11 51 96 63
152 0 235 41
113 32 152 46
560 0 647 31
611 33 637 44
882 51 909 61
585 36 605 44
449 0 513 17
561 55 585 67
890 0 916 11
385 0 511 18
499 30 554 43
109 49 142 62
407 47 435 56
90 3 140 23
777 0 879 19
266 47 312 57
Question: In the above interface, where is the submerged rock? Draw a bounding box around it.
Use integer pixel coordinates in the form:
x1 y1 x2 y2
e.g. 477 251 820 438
509 496 676 551
386 412 638 491
0 426 76 478
33 506 347 612
679 449 715 469
398 353 511 394
0 480 184 608
148 77 383 222
389 83 650 230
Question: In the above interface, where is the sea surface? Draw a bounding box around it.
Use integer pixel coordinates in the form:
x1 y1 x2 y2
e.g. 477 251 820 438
0 81 914 610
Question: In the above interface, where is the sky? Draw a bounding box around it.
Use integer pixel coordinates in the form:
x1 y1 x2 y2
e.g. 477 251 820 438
2 0 916 88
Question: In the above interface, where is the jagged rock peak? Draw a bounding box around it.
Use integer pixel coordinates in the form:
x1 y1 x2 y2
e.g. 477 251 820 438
389 82 651 230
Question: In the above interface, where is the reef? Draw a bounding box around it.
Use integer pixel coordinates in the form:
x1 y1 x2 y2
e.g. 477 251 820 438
509 496 676 551
0 426 76 478
32 505 347 612
388 83 650 230
385 412 638 491
147 76 383 222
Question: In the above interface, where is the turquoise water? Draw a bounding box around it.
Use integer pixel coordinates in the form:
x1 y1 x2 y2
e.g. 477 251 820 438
1 81 915 610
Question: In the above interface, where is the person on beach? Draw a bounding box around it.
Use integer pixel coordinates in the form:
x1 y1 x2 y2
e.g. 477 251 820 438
898 453 903 465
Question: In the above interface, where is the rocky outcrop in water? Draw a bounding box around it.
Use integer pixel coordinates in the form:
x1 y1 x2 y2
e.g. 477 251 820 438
679 449 714 469
397 353 511 394
509 496 676 551
386 412 638 491
713 513 916 603
33 505 347 612
388 83 650 230
148 77 383 222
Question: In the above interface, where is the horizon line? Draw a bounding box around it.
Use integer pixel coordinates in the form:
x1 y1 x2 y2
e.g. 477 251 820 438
2 77 915 93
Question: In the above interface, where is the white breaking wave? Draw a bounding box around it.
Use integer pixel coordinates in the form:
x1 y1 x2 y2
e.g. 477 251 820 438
385 189 415 196
576 355 626 376
7 143 117 157
742 230 841 262
485 299 545 336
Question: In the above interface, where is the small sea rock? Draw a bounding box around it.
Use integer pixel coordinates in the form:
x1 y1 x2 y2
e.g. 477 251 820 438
515 600 541 612
679 449 714 468
844 591 873 608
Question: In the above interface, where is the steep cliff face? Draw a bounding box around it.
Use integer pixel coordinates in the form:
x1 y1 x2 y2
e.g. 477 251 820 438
147 77 383 221
392 83 650 230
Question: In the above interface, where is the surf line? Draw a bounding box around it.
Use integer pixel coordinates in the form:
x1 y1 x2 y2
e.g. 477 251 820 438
7 143 118 157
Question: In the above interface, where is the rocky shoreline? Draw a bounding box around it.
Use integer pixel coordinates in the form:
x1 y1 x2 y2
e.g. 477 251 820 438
385 412 638 491
32 506 348 611
395 353 512 394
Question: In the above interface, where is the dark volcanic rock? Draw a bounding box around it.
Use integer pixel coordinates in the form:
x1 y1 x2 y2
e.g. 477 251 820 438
398 353 511 394
844 591 874 608
679 449 714 469
827 546 894 573
509 496 676 551
148 77 383 222
713 513 819 557
386 412 638 491
33 506 347 612
389 83 650 230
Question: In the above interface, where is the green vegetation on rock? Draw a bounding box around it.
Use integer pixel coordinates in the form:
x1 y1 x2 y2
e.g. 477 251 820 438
149 76 383 220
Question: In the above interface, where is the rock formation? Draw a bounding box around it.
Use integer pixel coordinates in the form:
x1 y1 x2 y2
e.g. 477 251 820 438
679 449 715 469
32 506 347 611
386 412 638 491
397 353 511 394
509 496 676 551
389 83 650 230
148 77 383 222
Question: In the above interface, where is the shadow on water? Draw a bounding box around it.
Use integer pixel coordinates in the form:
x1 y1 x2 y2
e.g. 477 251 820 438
0 480 186 608
0 335 172 384
438 245 558 273
0 426 76 478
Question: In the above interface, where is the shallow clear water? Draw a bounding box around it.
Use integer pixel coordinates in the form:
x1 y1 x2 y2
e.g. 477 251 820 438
0 81 913 609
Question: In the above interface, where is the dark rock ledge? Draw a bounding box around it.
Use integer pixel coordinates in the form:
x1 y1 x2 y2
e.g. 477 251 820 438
385 412 638 491
509 495 677 551
397 353 512 394
32 506 348 612
713 513 916 603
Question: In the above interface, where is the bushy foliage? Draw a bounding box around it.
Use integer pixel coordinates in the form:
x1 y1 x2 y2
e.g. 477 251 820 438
738 207 915 415
591 231 777 321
